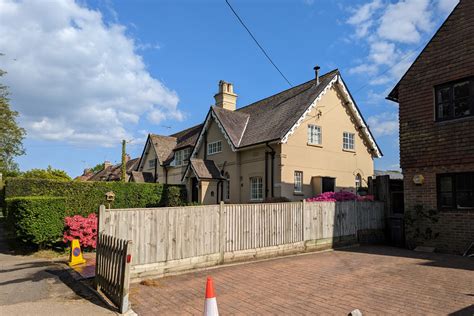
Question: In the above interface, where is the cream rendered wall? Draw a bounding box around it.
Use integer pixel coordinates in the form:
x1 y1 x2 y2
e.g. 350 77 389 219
193 118 281 204
280 85 374 201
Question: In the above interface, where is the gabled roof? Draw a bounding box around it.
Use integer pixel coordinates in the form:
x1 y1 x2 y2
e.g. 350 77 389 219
188 158 224 180
149 134 177 164
387 0 462 102
192 69 382 158
130 171 155 183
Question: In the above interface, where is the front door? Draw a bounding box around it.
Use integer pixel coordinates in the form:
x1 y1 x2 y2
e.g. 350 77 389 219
191 177 199 203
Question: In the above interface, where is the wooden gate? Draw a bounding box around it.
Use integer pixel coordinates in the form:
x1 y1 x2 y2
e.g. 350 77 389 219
95 233 133 313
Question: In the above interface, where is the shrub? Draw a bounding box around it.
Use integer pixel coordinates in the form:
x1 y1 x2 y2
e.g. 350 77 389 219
63 213 97 249
3 178 186 216
306 191 375 202
160 185 187 207
6 196 66 248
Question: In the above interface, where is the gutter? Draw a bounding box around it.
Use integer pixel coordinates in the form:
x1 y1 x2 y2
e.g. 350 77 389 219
265 142 275 198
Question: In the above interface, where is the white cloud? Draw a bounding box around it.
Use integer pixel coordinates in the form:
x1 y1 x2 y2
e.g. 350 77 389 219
346 0 455 92
377 0 434 44
347 0 382 38
367 112 399 137
0 0 184 146
437 0 459 14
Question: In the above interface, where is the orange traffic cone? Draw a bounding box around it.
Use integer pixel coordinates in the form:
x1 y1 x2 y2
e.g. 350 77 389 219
204 277 219 316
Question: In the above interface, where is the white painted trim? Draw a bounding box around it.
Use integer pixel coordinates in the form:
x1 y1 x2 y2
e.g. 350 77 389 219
210 110 237 151
281 75 338 143
335 77 382 158
237 116 250 146
280 74 382 158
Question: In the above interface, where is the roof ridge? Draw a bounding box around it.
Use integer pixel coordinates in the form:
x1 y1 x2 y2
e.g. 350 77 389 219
235 69 339 112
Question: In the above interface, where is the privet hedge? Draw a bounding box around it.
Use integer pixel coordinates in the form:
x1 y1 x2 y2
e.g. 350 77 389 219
6 196 66 248
3 178 187 216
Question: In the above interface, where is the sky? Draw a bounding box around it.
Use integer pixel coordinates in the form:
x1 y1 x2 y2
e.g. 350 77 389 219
0 0 459 177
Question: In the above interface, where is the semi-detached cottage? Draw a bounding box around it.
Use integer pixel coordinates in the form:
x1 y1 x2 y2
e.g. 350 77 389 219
134 68 382 205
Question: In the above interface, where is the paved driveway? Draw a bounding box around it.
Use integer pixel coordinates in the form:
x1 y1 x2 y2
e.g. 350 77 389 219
131 246 474 315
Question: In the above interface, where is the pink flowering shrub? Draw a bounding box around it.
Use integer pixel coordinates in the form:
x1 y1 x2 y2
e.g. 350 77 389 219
63 213 97 249
306 191 374 202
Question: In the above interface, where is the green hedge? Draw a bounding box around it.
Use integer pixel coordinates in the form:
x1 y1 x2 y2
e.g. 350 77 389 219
6 196 66 248
3 178 187 216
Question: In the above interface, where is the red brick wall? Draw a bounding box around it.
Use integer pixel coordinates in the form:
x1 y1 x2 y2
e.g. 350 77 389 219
397 0 474 254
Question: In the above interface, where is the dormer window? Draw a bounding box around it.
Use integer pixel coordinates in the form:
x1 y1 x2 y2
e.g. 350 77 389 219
435 78 474 121
174 147 191 166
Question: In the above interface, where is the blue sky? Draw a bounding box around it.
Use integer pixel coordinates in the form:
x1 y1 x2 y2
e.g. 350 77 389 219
0 0 458 177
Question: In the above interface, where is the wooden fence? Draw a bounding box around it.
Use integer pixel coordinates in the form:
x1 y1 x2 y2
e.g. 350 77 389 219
98 201 384 280
95 233 132 313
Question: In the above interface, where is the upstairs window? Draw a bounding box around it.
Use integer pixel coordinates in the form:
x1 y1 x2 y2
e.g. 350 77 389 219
343 132 355 150
307 125 322 145
207 141 222 155
435 78 474 121
148 159 156 168
174 147 191 166
438 173 474 209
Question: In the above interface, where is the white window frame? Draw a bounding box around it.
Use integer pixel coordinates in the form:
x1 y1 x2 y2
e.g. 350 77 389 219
294 171 303 193
307 125 322 145
250 176 263 201
343 132 355 150
173 147 191 167
148 159 156 168
355 173 362 193
207 141 222 155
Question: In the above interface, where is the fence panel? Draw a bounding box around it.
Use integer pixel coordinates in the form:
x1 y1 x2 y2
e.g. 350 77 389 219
95 232 132 313
224 202 303 252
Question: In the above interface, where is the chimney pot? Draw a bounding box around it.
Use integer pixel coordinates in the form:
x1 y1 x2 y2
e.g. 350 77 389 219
314 66 321 85
104 161 112 170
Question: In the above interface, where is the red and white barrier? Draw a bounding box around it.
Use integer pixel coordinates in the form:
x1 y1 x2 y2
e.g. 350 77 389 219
204 277 219 316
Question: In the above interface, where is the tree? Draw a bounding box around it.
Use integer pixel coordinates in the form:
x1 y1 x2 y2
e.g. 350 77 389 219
90 162 105 173
0 67 26 175
22 165 72 181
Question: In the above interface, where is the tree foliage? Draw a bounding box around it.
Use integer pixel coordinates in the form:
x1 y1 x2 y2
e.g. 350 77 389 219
0 68 26 174
90 163 105 173
21 165 72 181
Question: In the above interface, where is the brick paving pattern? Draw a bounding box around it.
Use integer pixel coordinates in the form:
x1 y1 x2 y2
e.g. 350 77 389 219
130 246 474 315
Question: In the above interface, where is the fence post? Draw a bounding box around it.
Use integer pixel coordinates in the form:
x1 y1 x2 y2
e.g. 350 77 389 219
98 204 106 234
119 240 133 314
302 199 307 242
218 201 225 264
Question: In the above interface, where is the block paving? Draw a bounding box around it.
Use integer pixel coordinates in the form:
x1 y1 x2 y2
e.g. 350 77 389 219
130 246 474 315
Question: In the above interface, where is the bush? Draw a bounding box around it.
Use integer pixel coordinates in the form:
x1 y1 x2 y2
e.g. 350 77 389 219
306 191 375 202
6 196 66 248
63 214 97 249
3 178 186 216
160 185 187 207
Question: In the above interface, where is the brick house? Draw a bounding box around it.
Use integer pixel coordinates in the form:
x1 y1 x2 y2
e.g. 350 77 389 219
134 68 382 204
387 0 474 254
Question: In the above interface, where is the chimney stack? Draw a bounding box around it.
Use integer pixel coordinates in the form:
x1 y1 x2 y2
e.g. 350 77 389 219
104 161 112 170
314 66 321 85
214 80 237 111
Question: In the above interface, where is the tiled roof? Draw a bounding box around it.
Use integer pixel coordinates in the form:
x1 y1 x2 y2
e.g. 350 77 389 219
130 171 155 183
88 158 140 182
189 158 224 180
149 134 177 164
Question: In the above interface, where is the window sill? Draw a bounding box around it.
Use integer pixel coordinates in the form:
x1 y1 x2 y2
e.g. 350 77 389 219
342 148 356 153
439 207 474 213
307 143 323 148
207 152 221 156
293 192 304 196
435 115 474 125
